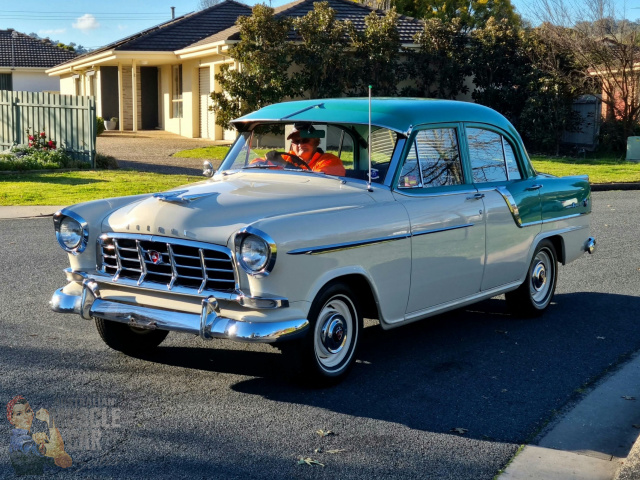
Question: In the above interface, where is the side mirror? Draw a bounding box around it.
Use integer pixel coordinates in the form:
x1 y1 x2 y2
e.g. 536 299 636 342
203 161 215 178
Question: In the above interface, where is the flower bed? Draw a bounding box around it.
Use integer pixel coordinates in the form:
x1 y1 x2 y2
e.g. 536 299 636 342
0 130 89 172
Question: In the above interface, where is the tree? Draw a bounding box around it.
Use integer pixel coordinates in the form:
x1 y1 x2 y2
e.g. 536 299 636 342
211 5 297 129
518 24 596 154
403 17 470 99
292 2 352 98
422 0 521 31
348 8 404 95
469 17 531 123
528 0 640 151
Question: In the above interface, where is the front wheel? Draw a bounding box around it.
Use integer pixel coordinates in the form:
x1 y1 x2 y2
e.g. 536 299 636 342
284 283 362 385
506 240 558 317
94 318 169 354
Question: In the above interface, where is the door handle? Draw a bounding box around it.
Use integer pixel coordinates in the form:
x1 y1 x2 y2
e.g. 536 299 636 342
466 193 485 200
526 184 543 191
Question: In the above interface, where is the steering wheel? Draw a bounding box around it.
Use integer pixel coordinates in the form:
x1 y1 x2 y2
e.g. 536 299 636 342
265 151 310 170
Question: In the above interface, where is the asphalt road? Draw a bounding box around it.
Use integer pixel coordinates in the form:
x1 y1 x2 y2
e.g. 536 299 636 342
0 190 638 479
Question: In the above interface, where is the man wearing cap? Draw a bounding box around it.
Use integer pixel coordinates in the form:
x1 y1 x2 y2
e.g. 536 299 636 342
285 127 346 176
258 126 346 176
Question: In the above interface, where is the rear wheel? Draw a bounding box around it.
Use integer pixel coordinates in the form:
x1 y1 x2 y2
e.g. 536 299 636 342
506 240 558 317
284 283 362 385
94 318 168 354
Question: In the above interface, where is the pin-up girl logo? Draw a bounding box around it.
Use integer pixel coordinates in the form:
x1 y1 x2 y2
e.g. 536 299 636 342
6 396 72 475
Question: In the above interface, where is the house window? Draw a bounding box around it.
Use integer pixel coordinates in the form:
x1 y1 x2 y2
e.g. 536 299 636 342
172 65 183 118
0 73 13 91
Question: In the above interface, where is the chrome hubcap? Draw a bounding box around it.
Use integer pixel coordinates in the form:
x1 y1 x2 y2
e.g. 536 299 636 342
320 314 347 354
532 263 547 291
530 249 554 305
314 295 357 370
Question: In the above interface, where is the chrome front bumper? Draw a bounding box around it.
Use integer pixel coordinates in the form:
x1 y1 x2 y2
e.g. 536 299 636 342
50 280 309 343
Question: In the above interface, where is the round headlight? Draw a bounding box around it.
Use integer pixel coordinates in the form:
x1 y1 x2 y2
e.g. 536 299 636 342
54 211 88 254
240 235 270 273
59 216 83 249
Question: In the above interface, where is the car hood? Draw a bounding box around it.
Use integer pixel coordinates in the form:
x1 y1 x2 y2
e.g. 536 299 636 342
103 172 375 246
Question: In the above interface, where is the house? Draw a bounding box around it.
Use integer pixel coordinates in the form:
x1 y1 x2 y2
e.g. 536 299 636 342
0 29 76 92
46 0 424 141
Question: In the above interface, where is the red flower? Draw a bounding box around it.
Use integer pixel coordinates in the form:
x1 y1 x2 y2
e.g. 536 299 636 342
40 132 46 138
28 135 34 141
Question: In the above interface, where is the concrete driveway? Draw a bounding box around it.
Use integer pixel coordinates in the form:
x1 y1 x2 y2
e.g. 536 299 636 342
96 130 230 175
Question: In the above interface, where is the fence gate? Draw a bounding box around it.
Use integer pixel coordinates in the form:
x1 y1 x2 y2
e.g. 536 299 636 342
0 91 96 166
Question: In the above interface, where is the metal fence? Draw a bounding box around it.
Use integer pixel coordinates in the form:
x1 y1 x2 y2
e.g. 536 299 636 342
0 91 96 166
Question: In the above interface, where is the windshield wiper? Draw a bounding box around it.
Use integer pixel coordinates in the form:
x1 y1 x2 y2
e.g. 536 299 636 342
242 164 282 170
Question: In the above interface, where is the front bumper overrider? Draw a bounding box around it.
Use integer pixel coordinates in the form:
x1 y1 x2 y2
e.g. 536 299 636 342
50 279 309 343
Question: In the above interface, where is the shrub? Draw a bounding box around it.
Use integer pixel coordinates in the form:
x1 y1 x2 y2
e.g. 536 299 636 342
0 148 88 171
96 117 105 136
95 153 119 169
598 120 640 154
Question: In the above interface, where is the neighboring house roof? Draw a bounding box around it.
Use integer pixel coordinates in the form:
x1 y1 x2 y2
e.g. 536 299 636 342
190 0 423 48
53 0 252 68
0 30 77 68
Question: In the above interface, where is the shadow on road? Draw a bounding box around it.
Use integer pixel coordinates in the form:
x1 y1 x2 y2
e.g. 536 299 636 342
102 291 640 444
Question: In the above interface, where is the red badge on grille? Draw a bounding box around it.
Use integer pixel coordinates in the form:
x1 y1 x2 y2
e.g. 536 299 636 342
148 250 163 265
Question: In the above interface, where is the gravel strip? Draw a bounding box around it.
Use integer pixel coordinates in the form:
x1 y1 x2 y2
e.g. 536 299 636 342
96 130 229 175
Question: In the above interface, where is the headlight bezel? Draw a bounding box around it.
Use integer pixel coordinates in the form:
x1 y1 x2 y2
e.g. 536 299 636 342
53 210 89 255
234 227 277 278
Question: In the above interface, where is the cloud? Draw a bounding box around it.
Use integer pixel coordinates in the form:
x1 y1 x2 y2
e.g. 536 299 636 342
73 14 100 32
39 28 66 36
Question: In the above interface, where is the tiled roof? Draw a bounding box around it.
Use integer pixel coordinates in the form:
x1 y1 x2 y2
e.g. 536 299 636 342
0 30 77 68
56 0 252 66
118 0 252 51
189 0 424 48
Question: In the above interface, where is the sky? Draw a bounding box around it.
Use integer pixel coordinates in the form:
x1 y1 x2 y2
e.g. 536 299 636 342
0 0 638 50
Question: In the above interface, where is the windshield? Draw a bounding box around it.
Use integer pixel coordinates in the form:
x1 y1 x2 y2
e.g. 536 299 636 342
218 123 400 184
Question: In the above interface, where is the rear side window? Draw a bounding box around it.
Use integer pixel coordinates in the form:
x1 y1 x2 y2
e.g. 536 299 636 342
399 128 462 188
467 128 521 182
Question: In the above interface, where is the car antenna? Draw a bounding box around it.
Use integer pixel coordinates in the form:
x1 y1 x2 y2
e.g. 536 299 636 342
367 85 373 192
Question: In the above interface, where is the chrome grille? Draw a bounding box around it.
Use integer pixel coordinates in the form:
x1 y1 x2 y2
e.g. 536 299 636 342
98 234 235 293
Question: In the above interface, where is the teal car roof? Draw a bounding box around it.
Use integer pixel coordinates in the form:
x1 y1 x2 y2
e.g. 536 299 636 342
231 98 517 136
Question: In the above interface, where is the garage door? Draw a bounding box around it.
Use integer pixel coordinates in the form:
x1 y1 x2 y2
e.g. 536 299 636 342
199 67 214 139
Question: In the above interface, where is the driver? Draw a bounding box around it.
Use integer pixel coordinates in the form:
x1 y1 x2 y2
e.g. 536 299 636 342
258 126 346 176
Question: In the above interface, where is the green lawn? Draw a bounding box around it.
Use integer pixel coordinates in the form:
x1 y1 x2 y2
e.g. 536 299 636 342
0 171 200 206
530 155 640 184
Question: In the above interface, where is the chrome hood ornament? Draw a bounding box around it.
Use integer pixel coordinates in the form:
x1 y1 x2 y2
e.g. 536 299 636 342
153 190 217 204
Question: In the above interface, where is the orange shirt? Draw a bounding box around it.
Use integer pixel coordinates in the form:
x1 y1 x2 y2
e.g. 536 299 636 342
284 150 346 176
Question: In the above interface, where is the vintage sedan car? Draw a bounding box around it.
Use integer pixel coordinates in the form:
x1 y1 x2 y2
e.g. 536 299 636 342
50 98 595 383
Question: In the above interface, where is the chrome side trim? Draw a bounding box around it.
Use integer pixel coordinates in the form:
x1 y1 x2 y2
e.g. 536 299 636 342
542 212 588 224
394 188 478 198
493 186 523 227
287 233 410 256
50 283 307 343
412 224 474 237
